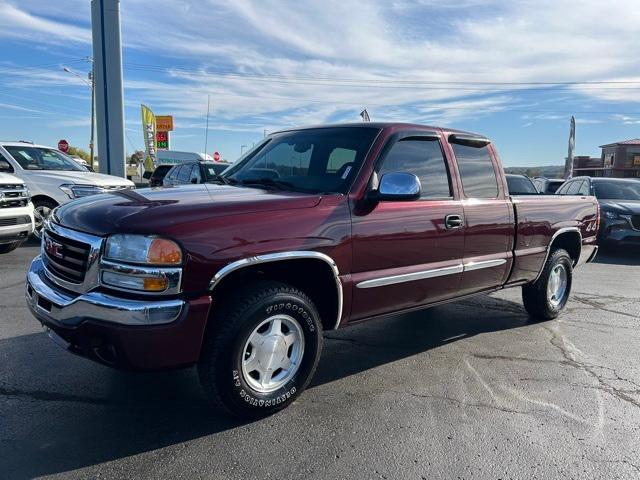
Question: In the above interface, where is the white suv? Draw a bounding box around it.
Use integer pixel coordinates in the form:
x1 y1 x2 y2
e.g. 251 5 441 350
0 141 134 237
0 172 34 253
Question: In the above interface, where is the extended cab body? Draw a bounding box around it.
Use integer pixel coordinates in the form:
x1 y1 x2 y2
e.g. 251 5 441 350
0 172 34 253
0 141 134 237
26 123 599 418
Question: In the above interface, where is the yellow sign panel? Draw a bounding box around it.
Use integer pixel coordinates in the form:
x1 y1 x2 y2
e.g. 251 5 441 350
156 115 174 132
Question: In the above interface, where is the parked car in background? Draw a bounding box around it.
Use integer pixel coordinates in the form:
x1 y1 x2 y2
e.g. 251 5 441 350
26 123 599 419
533 176 565 194
506 174 539 195
146 164 173 187
163 161 231 186
0 172 34 253
556 176 640 246
0 141 135 237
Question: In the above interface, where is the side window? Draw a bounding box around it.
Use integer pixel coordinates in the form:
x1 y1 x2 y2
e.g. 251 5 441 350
190 164 202 183
378 138 452 198
168 166 180 180
556 182 570 195
451 142 499 198
577 181 590 195
566 181 582 195
177 164 191 183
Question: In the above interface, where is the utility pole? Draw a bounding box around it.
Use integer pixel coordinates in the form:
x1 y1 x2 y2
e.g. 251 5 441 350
91 0 126 177
62 64 95 168
204 94 211 158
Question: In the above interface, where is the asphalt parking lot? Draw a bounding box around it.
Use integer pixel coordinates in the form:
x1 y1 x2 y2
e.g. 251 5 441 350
1 240 639 480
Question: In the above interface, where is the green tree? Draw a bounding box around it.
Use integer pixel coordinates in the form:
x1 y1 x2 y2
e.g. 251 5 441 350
67 146 91 161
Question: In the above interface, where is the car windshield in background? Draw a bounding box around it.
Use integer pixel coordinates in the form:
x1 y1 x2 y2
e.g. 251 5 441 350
202 163 230 182
5 146 85 171
507 175 538 195
224 127 380 194
593 180 640 200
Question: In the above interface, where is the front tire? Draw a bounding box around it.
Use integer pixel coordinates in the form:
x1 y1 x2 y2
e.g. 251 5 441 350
522 248 573 320
0 240 25 254
32 199 58 239
198 281 323 419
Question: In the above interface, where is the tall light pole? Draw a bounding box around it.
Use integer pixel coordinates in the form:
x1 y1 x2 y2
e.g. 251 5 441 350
62 65 95 168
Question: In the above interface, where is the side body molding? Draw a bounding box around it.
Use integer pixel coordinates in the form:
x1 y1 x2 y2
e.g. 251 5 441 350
208 251 343 329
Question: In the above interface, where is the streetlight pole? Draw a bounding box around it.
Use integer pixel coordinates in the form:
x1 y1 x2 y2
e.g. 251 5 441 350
240 145 248 155
62 65 96 169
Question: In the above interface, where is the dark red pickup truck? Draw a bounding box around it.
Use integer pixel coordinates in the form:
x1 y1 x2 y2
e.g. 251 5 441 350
26 123 599 418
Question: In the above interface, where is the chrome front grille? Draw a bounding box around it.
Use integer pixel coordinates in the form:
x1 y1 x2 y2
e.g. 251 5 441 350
0 183 29 208
41 221 103 293
42 229 91 283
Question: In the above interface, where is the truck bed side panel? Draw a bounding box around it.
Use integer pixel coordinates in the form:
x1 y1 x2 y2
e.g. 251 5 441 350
507 195 599 284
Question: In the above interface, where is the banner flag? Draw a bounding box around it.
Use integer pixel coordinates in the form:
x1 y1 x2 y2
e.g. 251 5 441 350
141 104 157 172
564 115 575 179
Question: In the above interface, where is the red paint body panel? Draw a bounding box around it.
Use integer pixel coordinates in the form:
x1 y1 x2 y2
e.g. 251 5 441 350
49 122 599 370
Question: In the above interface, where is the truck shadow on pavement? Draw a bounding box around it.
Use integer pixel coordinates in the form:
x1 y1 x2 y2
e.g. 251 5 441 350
1 294 530 479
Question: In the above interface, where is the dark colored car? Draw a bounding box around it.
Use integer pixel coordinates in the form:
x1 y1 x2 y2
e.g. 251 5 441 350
506 174 539 195
556 176 640 246
26 123 599 419
146 164 173 187
163 161 231 186
533 177 565 194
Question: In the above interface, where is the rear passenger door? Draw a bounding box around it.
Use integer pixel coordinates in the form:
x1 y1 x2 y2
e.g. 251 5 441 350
446 135 513 295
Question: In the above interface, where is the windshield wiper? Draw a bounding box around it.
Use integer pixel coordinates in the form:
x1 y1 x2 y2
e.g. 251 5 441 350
239 177 297 191
208 174 235 185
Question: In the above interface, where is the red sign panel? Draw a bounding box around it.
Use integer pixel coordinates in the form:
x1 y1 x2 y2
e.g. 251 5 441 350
213 151 220 161
58 139 69 153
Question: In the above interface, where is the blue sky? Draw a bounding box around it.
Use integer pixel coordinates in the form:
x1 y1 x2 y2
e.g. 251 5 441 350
0 0 639 166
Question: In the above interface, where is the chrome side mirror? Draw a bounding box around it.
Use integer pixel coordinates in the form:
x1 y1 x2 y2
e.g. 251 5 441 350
368 172 421 202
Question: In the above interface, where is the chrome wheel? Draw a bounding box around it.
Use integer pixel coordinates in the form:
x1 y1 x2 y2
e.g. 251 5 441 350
241 314 304 394
33 205 52 239
547 264 568 307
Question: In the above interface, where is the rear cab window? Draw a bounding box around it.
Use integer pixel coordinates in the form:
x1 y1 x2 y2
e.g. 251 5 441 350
449 135 499 198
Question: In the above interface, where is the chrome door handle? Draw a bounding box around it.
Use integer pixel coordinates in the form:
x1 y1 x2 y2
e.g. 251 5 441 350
445 214 463 229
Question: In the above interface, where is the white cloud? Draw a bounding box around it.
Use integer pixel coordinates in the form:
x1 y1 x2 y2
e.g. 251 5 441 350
0 3 91 44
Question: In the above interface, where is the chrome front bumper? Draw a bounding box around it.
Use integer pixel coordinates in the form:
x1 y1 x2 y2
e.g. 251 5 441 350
26 256 184 326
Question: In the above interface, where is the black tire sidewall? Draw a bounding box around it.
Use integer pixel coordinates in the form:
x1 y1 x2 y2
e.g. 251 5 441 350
543 250 573 316
217 291 321 416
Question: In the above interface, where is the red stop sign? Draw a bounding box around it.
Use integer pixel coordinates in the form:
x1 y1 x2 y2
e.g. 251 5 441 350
58 139 69 153
213 151 220 161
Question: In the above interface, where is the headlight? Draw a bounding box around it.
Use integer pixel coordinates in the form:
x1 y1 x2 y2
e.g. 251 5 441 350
104 234 182 265
603 210 620 220
59 184 104 199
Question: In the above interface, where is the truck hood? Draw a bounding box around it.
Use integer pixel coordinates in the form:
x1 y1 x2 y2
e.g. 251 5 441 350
25 170 134 187
53 184 322 236
0 172 24 185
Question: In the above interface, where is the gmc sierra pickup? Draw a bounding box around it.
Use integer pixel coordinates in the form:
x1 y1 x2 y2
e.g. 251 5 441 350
26 123 599 418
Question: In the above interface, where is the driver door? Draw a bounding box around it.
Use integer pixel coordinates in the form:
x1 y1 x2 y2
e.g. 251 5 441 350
350 134 465 321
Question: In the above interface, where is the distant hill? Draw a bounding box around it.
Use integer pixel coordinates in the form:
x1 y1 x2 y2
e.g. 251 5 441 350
503 165 564 178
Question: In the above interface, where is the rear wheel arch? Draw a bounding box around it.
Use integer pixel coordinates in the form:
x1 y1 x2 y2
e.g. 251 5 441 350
208 252 343 332
549 228 581 265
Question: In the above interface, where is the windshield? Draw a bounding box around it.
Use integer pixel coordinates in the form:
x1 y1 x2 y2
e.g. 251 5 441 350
507 175 538 195
224 127 380 194
202 163 230 181
5 146 85 171
593 180 640 200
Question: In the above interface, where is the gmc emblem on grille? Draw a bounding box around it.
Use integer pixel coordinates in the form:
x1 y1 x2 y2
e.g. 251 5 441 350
44 237 64 258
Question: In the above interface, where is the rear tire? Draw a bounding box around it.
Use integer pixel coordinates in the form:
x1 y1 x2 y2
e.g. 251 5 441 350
198 280 323 419
522 248 573 321
0 240 25 254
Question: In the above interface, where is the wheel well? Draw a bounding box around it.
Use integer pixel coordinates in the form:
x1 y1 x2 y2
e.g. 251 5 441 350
550 231 581 265
210 258 341 331
31 195 58 207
